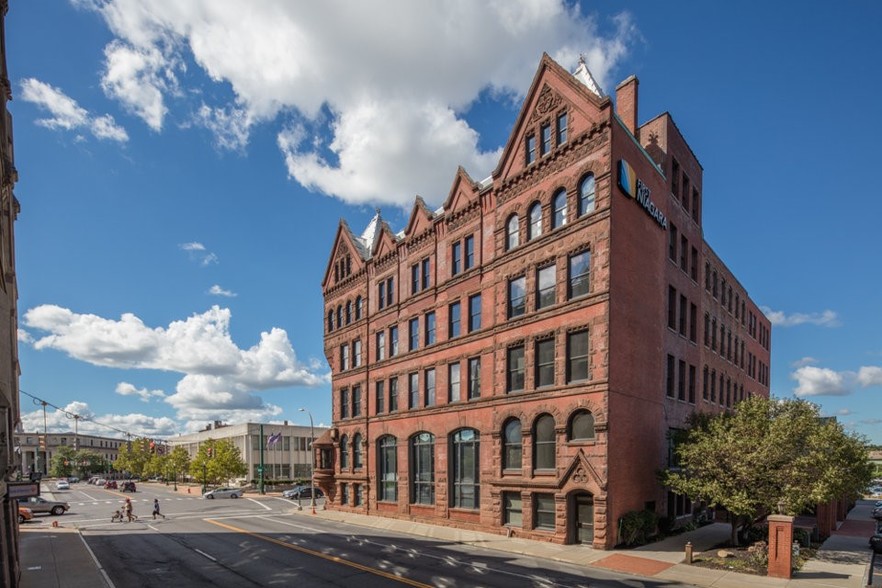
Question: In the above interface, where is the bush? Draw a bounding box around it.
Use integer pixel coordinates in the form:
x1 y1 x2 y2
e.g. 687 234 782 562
619 510 659 546
794 528 811 548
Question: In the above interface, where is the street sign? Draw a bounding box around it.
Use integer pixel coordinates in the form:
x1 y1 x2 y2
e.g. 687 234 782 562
6 482 40 500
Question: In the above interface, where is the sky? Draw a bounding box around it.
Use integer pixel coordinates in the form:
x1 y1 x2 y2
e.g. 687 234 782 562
7 1 882 444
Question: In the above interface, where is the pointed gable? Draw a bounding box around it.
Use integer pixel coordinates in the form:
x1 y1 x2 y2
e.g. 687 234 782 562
442 166 479 216
492 53 611 186
371 220 398 260
321 220 364 291
403 196 435 239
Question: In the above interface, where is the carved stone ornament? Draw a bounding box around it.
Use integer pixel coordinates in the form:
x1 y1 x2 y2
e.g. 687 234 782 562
531 85 562 122
573 467 589 484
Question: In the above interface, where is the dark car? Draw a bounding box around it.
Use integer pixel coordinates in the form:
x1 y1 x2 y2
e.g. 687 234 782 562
870 534 882 554
121 481 136 492
282 486 324 500
104 480 118 489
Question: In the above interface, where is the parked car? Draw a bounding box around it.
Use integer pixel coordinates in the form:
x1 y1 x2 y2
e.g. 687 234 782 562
104 480 118 489
872 509 882 521
18 506 33 523
22 496 70 516
871 534 882 554
120 481 137 492
55 480 70 490
203 487 243 499
68 477 79 484
282 486 324 500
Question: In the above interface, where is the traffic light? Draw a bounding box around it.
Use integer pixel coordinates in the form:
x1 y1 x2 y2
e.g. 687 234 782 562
207 447 213 458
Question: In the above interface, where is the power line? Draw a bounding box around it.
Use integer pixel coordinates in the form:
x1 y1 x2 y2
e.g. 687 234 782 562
19 388 135 439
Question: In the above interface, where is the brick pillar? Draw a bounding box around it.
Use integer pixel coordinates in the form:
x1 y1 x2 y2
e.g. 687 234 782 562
615 75 639 135
767 515 794 579
836 498 847 523
816 501 833 539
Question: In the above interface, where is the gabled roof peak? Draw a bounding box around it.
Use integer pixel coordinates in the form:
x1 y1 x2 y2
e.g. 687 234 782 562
359 209 383 254
574 54 605 99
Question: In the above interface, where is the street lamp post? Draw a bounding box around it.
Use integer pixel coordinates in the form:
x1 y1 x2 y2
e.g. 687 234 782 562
299 408 316 514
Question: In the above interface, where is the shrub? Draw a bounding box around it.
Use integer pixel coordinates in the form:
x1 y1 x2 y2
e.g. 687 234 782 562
619 510 659 546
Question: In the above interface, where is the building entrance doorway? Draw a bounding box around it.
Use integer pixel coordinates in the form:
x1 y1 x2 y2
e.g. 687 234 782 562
571 492 594 545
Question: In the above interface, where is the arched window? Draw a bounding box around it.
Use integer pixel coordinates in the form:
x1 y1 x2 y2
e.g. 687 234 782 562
528 202 542 241
353 433 363 469
377 436 397 502
327 310 334 332
502 419 522 470
410 432 435 505
533 414 556 470
450 429 479 509
345 301 352 325
356 296 364 320
552 189 567 229
336 305 342 328
568 410 595 441
578 174 596 216
339 434 349 470
506 215 520 250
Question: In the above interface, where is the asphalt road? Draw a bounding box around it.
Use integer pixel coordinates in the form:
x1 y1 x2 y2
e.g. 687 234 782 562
38 482 688 587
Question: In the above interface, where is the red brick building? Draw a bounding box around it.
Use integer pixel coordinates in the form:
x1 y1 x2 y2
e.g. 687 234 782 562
318 54 771 549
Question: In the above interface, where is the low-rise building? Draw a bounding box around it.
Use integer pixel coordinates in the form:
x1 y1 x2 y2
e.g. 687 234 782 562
14 431 123 475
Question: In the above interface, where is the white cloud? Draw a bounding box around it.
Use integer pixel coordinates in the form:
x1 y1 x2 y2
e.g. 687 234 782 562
791 366 851 397
17 329 34 344
858 366 882 387
790 356 818 368
761 306 839 328
208 285 236 298
115 381 166 402
179 241 219 266
20 78 128 142
78 0 637 206
18 400 178 438
23 304 328 422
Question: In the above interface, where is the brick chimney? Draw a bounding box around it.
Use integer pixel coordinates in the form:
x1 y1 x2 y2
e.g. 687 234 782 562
615 75 639 135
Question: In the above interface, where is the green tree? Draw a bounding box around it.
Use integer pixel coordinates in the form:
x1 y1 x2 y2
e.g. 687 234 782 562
167 446 190 483
660 397 873 545
113 437 152 478
192 439 246 488
74 449 110 478
48 445 77 478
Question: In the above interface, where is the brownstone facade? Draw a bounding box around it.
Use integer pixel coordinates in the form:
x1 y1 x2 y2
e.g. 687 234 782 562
319 54 771 549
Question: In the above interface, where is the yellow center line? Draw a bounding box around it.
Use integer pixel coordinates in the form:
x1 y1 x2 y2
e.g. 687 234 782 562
204 518 432 588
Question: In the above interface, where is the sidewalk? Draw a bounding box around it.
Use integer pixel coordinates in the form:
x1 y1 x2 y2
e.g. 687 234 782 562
19 526 110 588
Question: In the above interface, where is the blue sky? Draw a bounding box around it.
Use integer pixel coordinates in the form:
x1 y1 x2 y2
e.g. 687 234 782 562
7 1 882 443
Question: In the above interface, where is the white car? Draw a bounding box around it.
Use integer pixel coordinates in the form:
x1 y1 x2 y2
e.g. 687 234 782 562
55 480 70 490
203 487 243 499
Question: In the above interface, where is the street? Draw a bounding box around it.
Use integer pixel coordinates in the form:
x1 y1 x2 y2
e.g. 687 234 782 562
25 482 690 587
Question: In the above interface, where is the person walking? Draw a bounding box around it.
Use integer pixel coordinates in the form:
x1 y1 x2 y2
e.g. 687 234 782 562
152 498 166 520
124 497 136 522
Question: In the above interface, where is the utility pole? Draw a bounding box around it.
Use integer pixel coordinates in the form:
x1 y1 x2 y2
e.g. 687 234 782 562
259 424 265 495
299 408 316 514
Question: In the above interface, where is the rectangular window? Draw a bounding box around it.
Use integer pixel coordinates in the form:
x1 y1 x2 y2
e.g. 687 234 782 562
535 338 555 388
508 276 526 318
378 281 386 310
387 278 394 306
376 331 386 361
692 187 700 222
352 385 362 417
389 377 398 412
409 318 419 351
503 492 523 527
540 123 551 156
669 224 678 261
567 330 589 383
678 360 686 401
449 301 461 338
448 363 461 402
702 366 709 400
421 258 430 290
464 235 475 270
353 340 362 367
679 295 687 336
389 326 399 357
689 303 697 343
340 483 348 505
468 357 481 399
376 381 385 414
526 135 536 164
680 235 688 271
568 251 590 298
354 483 362 506
425 311 436 346
408 373 419 409
536 265 556 310
666 355 675 398
507 346 525 393
424 368 435 407
534 494 555 530
468 294 481 332
688 365 696 404
411 264 419 295
671 158 680 196
690 246 698 281
341 388 350 419
452 241 462 276
667 286 677 330
682 174 690 204
556 111 568 145
341 344 350 371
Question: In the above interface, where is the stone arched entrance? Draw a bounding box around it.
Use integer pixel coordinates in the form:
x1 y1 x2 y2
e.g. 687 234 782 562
569 491 595 545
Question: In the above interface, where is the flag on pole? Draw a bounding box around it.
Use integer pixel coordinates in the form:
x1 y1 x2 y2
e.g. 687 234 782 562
266 432 282 448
